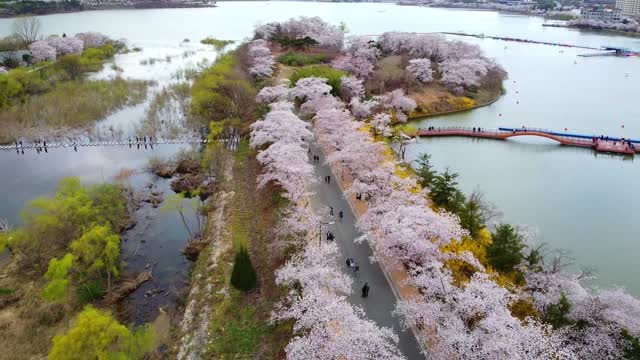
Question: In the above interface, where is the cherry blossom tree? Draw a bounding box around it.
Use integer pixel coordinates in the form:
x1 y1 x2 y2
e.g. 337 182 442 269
349 98 378 119
269 100 295 112
250 109 312 148
29 40 56 62
272 204 320 251
371 113 392 136
313 108 362 153
378 32 448 61
301 94 344 115
254 16 344 49
256 85 291 103
254 22 278 40
273 241 405 360
406 58 433 83
256 141 315 203
440 58 490 90
346 36 380 62
332 53 375 79
291 77 332 101
339 75 365 101
374 89 417 123
247 39 275 79
47 36 84 56
75 32 110 48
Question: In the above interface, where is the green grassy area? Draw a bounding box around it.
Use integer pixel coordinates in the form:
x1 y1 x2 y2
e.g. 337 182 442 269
0 77 149 142
277 52 329 66
202 139 292 359
0 287 14 296
200 37 235 51
290 65 346 96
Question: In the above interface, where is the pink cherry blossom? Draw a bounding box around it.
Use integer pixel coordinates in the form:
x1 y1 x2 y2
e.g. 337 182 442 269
256 85 291 103
250 109 312 148
291 77 332 101
254 16 344 49
247 39 275 78
406 58 433 83
75 32 110 48
349 98 378 119
440 58 490 89
339 75 365 101
29 40 57 62
47 36 84 56
332 53 375 79
371 113 392 136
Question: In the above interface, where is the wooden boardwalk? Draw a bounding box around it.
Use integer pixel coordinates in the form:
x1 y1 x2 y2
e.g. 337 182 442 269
0 137 239 152
417 127 638 155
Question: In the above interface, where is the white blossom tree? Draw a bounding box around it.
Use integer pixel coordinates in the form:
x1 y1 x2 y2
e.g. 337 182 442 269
350 98 378 119
256 85 291 103
371 113 392 136
248 39 275 79
406 58 433 83
75 32 110 48
47 36 84 56
374 89 417 123
440 58 490 90
254 16 344 49
339 75 365 101
29 40 57 62
291 77 332 101
250 109 312 148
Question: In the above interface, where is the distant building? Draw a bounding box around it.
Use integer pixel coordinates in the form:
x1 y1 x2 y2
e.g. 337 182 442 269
581 6 622 21
616 0 640 16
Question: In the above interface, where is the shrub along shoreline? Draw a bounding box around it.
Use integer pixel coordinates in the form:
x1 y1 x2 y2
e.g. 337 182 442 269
0 178 157 359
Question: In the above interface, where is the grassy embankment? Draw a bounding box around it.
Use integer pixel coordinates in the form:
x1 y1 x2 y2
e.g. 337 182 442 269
202 141 291 358
172 45 292 358
0 44 150 143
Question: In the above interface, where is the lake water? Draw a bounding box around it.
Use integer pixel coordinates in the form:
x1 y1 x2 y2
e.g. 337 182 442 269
0 2 638 306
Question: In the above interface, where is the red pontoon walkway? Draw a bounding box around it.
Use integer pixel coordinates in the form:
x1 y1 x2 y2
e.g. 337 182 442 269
417 127 638 155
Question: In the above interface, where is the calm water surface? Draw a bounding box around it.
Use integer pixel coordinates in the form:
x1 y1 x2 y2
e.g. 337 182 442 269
0 3 638 303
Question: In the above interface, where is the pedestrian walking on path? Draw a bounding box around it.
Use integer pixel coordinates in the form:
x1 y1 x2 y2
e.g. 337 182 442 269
338 210 344 220
329 206 334 216
362 283 370 298
327 175 331 183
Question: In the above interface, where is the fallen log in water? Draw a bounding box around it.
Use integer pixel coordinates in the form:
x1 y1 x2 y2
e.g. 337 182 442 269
104 269 153 304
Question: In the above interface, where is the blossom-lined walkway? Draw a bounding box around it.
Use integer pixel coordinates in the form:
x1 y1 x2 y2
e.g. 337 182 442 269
308 141 424 360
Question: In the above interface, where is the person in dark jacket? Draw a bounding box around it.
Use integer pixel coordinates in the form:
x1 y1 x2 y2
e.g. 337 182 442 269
362 283 370 298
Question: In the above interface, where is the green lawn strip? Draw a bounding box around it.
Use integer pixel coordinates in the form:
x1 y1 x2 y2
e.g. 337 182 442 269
204 140 292 358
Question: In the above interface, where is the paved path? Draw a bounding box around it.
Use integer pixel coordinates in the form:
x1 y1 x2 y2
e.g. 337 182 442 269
308 142 424 360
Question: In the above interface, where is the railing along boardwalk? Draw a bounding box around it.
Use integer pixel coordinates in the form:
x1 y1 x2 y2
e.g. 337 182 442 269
359 32 602 51
0 137 240 153
440 32 602 50
417 127 639 155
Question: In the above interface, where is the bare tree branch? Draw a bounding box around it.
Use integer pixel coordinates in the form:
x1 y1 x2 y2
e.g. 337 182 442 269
12 16 41 46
